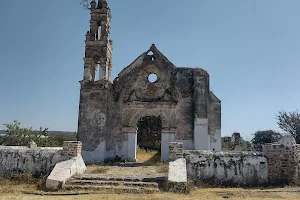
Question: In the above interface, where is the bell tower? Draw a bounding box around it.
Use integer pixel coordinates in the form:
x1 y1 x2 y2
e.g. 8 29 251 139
83 0 113 82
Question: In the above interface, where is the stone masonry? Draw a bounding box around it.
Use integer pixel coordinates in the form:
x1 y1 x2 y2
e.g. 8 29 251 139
77 0 221 163
63 141 82 157
263 144 300 185
169 142 184 161
184 150 269 186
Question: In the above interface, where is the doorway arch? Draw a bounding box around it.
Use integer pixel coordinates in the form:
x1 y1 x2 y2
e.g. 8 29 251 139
124 105 177 162
136 116 162 162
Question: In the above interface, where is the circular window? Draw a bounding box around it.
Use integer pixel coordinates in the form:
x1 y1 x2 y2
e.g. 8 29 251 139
148 73 157 83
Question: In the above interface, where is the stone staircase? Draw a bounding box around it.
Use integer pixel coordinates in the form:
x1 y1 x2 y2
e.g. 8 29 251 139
63 174 167 193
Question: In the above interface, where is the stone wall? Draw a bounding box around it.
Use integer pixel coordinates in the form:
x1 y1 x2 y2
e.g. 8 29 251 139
263 144 300 185
0 141 82 177
184 150 268 186
63 141 82 157
169 142 184 161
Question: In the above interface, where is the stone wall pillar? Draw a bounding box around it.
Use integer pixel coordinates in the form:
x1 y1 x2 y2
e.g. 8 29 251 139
161 128 175 162
83 58 94 81
127 130 137 162
63 141 82 157
263 144 300 185
99 61 107 80
169 142 184 161
194 118 210 150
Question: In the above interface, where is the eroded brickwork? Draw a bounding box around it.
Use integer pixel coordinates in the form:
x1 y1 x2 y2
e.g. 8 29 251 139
169 142 184 160
263 144 300 184
63 141 82 157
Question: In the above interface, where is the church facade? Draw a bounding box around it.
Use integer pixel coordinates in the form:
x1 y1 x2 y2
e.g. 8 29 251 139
77 0 221 163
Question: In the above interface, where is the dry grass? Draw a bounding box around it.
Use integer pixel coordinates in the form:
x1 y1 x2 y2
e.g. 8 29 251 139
0 175 43 195
0 184 300 200
86 163 168 178
1 175 300 199
136 148 161 163
86 164 110 174
86 149 167 177
155 163 169 173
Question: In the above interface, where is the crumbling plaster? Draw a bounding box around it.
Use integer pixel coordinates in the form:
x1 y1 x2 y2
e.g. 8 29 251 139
0 146 67 176
78 45 221 162
77 0 221 163
184 151 268 186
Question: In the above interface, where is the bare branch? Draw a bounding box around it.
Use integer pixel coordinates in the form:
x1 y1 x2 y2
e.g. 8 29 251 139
80 0 90 10
277 110 300 143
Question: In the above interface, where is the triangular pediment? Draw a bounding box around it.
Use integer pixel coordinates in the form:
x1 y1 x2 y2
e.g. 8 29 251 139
117 44 176 78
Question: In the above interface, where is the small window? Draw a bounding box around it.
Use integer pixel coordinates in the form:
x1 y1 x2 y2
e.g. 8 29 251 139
148 73 157 83
98 25 101 40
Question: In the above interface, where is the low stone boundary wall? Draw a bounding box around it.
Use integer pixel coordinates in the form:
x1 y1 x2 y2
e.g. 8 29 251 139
184 151 268 186
0 141 83 177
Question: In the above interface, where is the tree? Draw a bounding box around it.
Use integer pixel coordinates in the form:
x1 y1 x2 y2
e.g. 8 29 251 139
277 110 300 144
0 121 49 146
0 121 76 147
251 130 282 150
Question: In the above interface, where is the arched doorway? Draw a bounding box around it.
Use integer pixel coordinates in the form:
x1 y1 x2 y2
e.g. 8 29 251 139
136 115 162 162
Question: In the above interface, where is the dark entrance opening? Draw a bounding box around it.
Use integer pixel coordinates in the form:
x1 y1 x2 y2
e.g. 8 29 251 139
137 115 162 151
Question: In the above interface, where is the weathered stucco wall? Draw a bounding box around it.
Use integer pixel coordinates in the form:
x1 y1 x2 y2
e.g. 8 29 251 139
184 150 268 186
77 82 124 152
77 0 221 163
78 46 222 163
0 141 83 177
0 146 67 177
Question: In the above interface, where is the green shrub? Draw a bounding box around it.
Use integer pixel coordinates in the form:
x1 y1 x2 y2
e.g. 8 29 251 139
0 121 76 147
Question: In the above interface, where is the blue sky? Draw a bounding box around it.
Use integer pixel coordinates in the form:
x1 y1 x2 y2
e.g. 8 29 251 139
0 0 299 140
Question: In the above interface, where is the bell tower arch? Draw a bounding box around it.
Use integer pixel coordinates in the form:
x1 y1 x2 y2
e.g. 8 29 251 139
83 0 113 82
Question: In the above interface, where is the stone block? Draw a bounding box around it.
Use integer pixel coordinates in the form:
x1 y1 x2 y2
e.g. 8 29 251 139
46 156 86 191
168 158 187 193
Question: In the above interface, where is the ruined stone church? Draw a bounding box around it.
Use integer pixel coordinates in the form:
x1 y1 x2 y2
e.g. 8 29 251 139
77 0 221 163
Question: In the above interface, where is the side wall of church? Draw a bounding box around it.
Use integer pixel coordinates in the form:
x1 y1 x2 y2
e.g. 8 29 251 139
77 82 126 163
193 69 210 150
209 99 221 151
172 68 194 141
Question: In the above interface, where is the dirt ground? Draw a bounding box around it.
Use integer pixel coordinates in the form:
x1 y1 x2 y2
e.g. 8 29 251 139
1 184 300 200
86 162 168 178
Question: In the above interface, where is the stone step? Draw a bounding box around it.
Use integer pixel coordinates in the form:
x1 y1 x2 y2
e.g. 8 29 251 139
67 179 159 188
63 184 160 193
72 174 166 183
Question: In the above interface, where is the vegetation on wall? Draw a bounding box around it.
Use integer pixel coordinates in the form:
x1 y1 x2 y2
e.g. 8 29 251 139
0 121 76 147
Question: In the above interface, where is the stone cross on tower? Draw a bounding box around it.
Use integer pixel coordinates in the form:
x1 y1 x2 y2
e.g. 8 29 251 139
83 0 113 82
